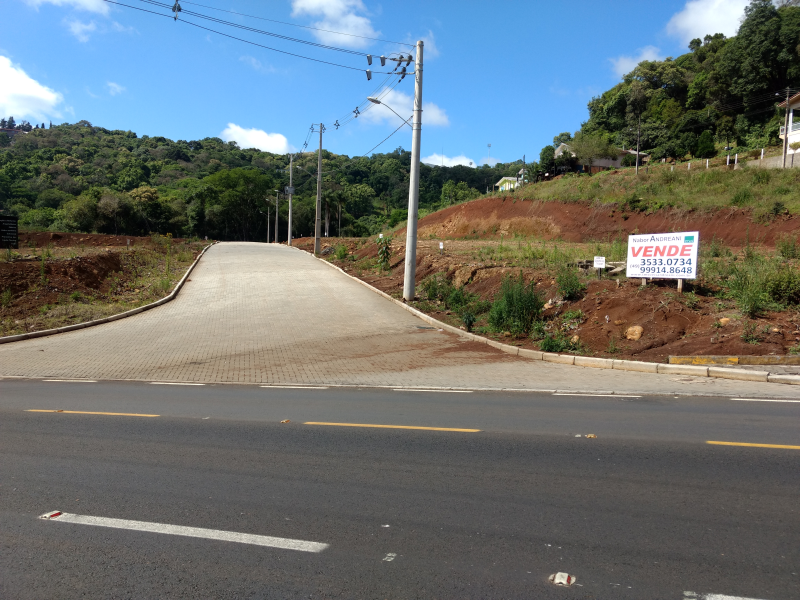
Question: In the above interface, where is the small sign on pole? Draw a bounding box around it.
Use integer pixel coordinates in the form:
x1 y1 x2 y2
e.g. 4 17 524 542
593 255 605 279
439 241 444 255
626 231 699 280
284 186 294 195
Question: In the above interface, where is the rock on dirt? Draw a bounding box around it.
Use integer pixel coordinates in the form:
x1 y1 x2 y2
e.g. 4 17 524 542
625 325 644 341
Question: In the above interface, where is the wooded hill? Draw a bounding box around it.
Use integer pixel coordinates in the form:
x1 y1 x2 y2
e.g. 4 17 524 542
0 121 524 241
536 0 800 174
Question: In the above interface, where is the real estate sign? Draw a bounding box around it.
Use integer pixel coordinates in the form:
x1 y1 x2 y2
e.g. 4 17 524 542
0 215 18 249
626 231 699 279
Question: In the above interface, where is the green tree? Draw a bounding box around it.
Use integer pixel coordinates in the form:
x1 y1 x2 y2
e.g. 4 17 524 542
696 130 717 157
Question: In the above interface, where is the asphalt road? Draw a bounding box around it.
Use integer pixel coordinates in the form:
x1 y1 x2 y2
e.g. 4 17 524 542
1 380 798 599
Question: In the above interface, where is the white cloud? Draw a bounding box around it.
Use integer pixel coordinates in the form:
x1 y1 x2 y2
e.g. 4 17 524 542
239 55 276 74
291 0 379 48
65 18 97 42
421 153 475 167
25 0 109 15
362 89 449 127
0 56 64 121
666 0 748 46
107 81 125 95
609 45 664 78
220 123 295 153
406 30 439 59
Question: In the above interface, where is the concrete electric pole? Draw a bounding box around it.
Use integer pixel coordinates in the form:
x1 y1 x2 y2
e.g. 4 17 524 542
402 40 423 301
274 189 280 243
782 87 791 169
314 123 325 254
287 153 294 246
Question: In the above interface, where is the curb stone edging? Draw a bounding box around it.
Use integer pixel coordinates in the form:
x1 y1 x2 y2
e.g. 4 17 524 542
0 242 216 345
300 246 800 387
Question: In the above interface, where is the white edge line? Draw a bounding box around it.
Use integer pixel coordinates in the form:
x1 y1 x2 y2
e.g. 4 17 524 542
261 386 329 390
730 398 800 403
393 389 473 393
553 393 642 398
149 382 205 386
43 512 328 553
43 379 98 383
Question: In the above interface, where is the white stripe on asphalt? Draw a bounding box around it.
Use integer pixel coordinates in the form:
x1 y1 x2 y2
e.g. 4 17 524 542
684 592 770 600
731 398 800 403
554 393 642 398
149 382 205 386
393 389 473 393
43 379 97 383
42 512 328 553
261 385 329 390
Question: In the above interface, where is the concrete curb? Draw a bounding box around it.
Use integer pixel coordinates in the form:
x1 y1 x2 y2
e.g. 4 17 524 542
0 242 216 345
301 246 800 387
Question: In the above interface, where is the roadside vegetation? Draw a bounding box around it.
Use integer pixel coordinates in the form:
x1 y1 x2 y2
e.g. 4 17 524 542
0 234 205 337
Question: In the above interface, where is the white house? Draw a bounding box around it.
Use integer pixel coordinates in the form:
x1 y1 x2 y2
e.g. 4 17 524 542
495 176 519 191
779 92 800 150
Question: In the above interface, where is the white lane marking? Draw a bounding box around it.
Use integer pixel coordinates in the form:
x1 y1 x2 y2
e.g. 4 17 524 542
684 592 770 600
731 398 800 403
43 379 97 383
41 512 328 553
261 385 329 390
393 389 473 394
554 393 642 398
383 553 397 561
149 382 205 386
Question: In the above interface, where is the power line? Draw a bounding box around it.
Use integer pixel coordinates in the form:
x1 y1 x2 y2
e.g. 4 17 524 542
361 116 411 157
101 0 400 73
137 0 366 57
179 0 414 47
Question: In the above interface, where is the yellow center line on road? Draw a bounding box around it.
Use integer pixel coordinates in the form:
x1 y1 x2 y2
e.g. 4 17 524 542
304 422 480 432
707 440 800 450
26 410 160 418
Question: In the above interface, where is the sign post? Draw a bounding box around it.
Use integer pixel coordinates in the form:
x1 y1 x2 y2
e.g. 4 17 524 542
0 215 19 250
593 256 605 279
626 231 699 293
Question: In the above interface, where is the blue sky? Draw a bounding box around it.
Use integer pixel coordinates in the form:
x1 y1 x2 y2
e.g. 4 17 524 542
3 0 751 166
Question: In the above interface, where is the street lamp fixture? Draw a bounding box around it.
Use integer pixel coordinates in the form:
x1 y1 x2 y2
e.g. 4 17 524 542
366 97 412 129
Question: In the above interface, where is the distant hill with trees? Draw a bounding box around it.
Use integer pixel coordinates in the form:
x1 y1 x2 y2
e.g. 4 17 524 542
0 120 523 240
535 0 800 175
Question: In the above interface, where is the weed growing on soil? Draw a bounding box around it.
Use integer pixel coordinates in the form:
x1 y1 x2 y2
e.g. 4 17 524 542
556 265 586 301
376 236 391 271
530 320 546 341
606 336 619 354
460 311 476 332
334 244 348 260
1 289 11 308
70 291 82 302
488 273 544 336
540 330 582 353
740 320 763 344
777 234 799 259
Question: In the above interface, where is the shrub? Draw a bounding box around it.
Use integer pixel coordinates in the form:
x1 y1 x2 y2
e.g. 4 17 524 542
1 289 11 308
730 187 753 206
446 286 473 310
530 320 546 341
460 311 476 332
420 273 452 302
727 262 770 317
777 234 799 259
764 267 800 305
540 331 581 353
376 235 391 270
556 265 586 301
696 130 716 158
488 273 544 336
334 244 348 260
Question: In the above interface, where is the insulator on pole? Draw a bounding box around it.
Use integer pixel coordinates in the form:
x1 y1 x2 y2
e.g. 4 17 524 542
172 1 181 20
366 55 372 65
399 66 407 81
380 55 386 66
366 69 372 81
405 54 413 66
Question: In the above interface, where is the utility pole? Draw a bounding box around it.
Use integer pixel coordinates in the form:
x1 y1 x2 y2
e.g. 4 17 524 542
314 123 325 254
402 40 424 301
782 87 791 169
267 205 270 243
274 189 280 243
287 153 294 246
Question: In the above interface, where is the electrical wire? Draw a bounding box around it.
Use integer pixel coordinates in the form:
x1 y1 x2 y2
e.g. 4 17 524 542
137 0 367 56
101 0 401 73
179 0 414 47
361 116 412 157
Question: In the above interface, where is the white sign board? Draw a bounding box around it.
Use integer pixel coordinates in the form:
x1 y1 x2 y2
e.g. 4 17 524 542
626 231 699 279
439 242 444 250
593 256 605 269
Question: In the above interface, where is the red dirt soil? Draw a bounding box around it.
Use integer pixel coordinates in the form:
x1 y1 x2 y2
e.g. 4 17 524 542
18 231 188 248
401 197 799 245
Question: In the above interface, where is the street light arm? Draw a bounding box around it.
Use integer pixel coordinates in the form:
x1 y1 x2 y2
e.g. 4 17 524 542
367 96 413 129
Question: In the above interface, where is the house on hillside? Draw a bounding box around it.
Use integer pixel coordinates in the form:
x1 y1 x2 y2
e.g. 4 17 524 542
779 92 800 151
495 176 519 192
554 142 647 173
